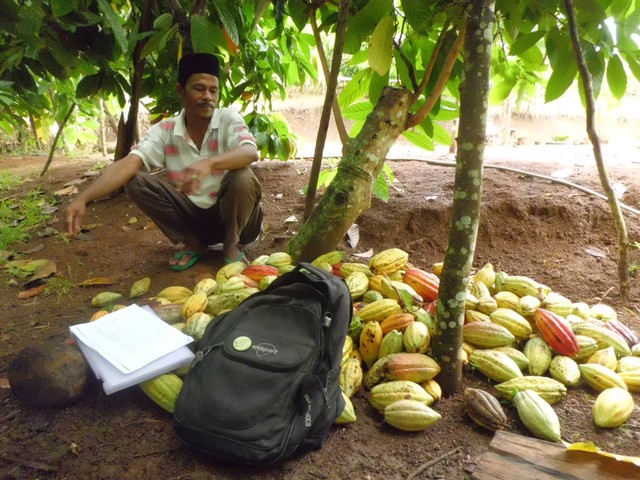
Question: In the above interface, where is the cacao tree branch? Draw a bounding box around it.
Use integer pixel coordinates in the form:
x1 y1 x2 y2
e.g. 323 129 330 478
190 0 207 16
420 159 640 216
103 102 119 132
303 0 352 221
393 39 419 91
309 10 349 146
412 20 451 101
40 103 76 177
564 0 630 298
407 29 465 129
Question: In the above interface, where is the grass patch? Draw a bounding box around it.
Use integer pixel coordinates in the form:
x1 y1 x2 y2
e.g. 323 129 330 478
0 188 55 250
0 170 23 191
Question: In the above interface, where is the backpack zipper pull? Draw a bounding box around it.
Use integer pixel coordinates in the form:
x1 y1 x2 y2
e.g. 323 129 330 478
190 345 213 368
322 312 333 328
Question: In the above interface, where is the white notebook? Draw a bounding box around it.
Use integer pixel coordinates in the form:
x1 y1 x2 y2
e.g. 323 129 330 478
70 304 195 394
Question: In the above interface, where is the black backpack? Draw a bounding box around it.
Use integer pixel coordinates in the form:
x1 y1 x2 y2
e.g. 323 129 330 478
173 262 352 465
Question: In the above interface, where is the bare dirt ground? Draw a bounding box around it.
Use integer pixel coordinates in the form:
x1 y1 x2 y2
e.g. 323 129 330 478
1 107 640 479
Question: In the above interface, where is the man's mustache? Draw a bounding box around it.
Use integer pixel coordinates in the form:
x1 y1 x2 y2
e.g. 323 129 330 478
197 102 215 108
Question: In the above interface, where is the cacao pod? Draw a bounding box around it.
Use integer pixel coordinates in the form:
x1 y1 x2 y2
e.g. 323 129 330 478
592 387 634 428
464 387 507 431
513 390 561 442
383 399 441 431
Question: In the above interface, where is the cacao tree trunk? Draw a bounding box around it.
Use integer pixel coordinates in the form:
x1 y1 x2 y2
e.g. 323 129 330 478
116 0 155 160
431 0 495 396
563 0 630 299
286 87 412 262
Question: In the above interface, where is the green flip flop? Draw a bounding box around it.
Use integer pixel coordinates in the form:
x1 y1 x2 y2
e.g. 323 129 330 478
224 252 248 265
171 251 204 271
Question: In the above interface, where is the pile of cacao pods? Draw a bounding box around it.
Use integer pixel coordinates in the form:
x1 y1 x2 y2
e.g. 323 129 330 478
87 247 640 441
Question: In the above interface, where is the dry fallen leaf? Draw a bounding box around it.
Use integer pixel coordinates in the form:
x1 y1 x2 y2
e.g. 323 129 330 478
0 376 10 389
53 185 79 196
584 247 607 258
18 284 46 299
347 224 360 249
79 277 119 287
353 248 374 259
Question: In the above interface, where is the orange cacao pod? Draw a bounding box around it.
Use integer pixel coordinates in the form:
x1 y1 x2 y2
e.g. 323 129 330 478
402 268 439 303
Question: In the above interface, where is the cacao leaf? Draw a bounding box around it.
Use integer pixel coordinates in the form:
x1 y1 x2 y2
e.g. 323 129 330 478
24 259 57 284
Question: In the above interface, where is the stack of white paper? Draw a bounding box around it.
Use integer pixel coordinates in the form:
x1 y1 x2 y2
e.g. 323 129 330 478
70 304 195 394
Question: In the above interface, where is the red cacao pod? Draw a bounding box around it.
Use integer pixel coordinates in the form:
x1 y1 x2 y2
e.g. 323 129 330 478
534 308 579 356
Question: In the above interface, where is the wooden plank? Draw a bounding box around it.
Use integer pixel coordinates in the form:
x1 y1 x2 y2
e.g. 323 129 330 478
472 430 639 480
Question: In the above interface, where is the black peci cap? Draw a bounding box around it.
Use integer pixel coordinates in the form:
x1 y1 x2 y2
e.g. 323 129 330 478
178 53 220 86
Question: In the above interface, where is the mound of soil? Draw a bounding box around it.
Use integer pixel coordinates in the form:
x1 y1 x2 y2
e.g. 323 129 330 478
0 149 639 479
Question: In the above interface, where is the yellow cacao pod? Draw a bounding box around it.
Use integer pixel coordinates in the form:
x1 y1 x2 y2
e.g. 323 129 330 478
402 322 430 354
359 321 383 369
513 390 561 442
90 310 109 321
184 312 215 341
493 291 520 311
523 336 552 376
206 290 253 316
311 250 346 268
548 355 581 387
542 292 573 318
617 356 640 373
383 399 441 431
618 370 640 391
139 373 183 413
489 308 532 339
471 263 496 290
421 379 442 402
463 322 516 348
356 298 402 324
490 346 529 371
579 363 628 392
378 330 405 360
91 291 122 308
345 271 370 300
156 286 193 304
266 251 293 268
589 303 617 322
369 380 433 412
495 376 567 405
215 261 246 286
181 291 209 321
129 276 151 298
369 248 409 275
339 356 363 398
193 278 218 296
469 349 523 383
592 387 634 428
587 346 618 371
335 391 357 424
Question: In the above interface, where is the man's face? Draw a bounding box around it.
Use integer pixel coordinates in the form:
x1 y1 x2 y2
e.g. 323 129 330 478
177 73 219 119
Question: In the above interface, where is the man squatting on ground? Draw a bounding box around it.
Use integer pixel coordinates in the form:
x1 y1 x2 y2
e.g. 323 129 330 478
65 53 263 271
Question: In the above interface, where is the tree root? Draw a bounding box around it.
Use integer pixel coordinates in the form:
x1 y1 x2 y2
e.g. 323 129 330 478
406 446 464 480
